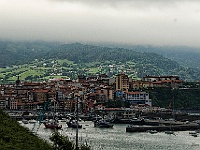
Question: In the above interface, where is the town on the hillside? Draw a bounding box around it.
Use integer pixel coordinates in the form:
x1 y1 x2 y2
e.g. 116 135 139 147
0 74 185 118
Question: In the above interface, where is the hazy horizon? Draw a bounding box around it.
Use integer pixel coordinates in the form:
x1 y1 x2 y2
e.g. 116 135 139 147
1 0 200 48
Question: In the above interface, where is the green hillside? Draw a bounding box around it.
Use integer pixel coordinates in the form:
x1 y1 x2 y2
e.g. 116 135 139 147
0 41 200 81
0 109 53 150
45 43 200 81
0 41 59 67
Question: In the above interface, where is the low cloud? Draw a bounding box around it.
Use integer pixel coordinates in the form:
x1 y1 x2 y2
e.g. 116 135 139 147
48 0 178 9
0 0 200 48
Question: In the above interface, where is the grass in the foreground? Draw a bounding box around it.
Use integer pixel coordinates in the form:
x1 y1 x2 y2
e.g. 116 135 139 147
0 109 91 150
0 109 53 150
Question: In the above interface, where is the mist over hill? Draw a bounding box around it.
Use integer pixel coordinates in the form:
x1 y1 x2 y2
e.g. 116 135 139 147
100 43 200 70
0 41 200 81
0 41 59 67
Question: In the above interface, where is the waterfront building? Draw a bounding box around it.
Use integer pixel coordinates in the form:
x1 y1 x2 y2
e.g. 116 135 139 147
0 74 191 113
94 107 136 119
125 91 152 106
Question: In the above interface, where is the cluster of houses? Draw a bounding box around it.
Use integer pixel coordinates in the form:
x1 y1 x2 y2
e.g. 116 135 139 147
0 74 183 115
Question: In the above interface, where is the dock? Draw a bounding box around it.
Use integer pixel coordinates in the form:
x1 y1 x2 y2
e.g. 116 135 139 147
126 121 200 132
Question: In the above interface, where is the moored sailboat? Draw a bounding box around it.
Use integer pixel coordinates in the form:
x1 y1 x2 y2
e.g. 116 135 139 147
44 119 62 129
67 120 82 128
94 119 114 128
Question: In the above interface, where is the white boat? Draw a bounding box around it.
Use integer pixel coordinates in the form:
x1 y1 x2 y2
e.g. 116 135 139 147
17 121 22 124
94 119 114 128
22 119 29 124
148 130 158 134
165 130 174 135
29 119 37 124
58 118 67 122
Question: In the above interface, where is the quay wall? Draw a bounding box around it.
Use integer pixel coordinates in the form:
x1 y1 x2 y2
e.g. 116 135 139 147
142 112 200 121
126 123 200 133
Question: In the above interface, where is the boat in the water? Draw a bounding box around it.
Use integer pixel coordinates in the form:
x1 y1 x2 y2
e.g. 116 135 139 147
22 119 29 124
165 130 175 135
148 130 158 134
67 120 82 128
129 118 145 125
94 119 114 128
44 119 62 129
29 119 37 124
189 131 198 137
111 118 132 124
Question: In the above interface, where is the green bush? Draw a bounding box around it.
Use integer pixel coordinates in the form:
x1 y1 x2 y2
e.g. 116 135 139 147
50 131 91 150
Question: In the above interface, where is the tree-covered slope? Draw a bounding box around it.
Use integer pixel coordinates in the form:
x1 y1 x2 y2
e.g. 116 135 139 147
0 41 59 67
46 43 175 65
110 44 200 70
147 87 200 109
0 41 200 81
0 109 53 150
46 43 200 81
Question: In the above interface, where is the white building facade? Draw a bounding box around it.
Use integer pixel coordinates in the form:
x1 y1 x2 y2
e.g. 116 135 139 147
125 91 152 106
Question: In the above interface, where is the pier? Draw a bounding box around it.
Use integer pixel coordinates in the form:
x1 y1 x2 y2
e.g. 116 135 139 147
126 122 200 132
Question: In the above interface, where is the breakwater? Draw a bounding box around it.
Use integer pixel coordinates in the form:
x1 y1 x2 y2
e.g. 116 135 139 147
142 112 200 121
126 122 200 133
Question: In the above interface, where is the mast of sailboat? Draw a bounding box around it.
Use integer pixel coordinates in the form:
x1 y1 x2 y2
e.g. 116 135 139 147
75 90 83 150
172 88 175 120
76 94 79 150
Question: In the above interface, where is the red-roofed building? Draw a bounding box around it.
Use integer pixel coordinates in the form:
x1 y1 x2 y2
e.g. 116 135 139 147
142 75 183 88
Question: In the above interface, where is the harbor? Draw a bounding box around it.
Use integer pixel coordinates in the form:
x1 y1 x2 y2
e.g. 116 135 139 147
14 109 200 149
6 109 200 149
20 120 200 150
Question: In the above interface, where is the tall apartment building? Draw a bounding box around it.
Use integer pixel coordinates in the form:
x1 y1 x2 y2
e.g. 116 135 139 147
115 74 129 92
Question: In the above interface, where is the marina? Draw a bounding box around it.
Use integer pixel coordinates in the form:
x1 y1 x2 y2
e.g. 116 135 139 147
20 120 200 150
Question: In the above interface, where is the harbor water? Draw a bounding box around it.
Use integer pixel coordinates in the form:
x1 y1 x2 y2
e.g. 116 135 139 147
21 121 200 150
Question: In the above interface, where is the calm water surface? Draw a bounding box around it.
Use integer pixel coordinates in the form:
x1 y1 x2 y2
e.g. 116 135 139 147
22 121 200 150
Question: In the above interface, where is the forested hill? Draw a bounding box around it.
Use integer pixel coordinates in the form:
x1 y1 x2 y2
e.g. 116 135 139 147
0 41 59 67
0 41 200 81
46 43 200 81
47 43 177 66
117 44 200 70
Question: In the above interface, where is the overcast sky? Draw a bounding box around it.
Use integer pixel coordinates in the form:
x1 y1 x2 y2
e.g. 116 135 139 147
1 0 200 47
